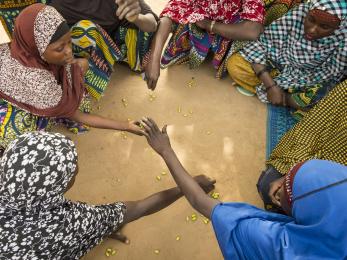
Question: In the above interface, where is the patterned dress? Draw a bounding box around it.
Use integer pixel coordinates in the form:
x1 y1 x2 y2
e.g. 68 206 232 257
0 132 126 259
159 0 303 78
239 0 347 104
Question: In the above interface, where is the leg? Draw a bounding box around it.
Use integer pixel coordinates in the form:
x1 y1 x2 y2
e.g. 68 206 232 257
71 20 122 100
145 17 173 90
257 166 285 213
227 53 261 94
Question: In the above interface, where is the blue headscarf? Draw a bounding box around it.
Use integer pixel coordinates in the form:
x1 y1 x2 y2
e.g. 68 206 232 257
212 160 347 259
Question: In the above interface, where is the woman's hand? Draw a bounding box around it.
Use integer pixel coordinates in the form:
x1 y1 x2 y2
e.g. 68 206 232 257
126 120 146 136
193 175 216 194
268 176 285 207
267 85 285 106
144 58 160 90
115 0 141 21
72 58 89 75
140 117 172 156
196 19 212 31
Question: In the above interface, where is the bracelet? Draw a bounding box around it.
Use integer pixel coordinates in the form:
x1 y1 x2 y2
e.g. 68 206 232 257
265 83 278 91
256 68 268 78
210 21 216 33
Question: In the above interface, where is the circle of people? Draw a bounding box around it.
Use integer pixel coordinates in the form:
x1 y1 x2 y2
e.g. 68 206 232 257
0 0 346 259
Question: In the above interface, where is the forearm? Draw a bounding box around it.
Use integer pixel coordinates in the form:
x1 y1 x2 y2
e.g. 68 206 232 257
161 149 218 218
124 186 182 223
252 63 276 88
213 21 263 41
150 17 172 62
133 13 158 32
70 110 128 131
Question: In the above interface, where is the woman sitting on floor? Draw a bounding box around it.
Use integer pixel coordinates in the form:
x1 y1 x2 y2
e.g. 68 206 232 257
228 0 347 114
0 131 215 259
0 4 145 151
50 0 159 99
144 0 265 89
257 78 347 213
141 117 347 259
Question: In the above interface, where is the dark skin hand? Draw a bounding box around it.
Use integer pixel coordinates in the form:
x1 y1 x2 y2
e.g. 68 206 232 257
140 117 220 218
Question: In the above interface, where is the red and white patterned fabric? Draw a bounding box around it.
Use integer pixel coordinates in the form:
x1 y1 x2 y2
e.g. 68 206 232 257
160 0 265 24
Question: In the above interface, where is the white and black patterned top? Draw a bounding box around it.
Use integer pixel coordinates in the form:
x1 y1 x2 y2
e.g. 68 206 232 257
240 0 347 102
0 132 126 259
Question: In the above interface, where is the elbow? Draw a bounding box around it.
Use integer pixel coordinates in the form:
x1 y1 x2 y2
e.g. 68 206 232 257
147 22 158 33
245 22 264 41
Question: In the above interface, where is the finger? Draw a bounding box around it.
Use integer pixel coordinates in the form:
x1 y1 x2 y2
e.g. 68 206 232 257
151 79 158 90
140 120 153 136
125 9 140 20
119 5 132 20
141 118 155 136
113 232 130 244
116 2 127 17
162 125 168 134
143 117 154 128
210 179 217 185
147 118 160 132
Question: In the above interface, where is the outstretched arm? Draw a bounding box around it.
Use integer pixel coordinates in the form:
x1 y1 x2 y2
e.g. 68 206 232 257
123 175 215 223
196 20 263 41
69 110 145 136
141 118 220 218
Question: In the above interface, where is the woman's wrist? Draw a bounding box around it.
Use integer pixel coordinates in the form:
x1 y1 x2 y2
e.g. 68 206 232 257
160 147 174 158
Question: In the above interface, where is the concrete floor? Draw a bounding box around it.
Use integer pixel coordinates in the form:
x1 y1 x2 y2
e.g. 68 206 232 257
59 1 267 259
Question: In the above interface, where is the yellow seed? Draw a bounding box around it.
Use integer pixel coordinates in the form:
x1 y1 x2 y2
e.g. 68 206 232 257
186 216 190 222
177 106 182 113
105 252 111 257
121 98 127 102
161 171 167 176
111 250 117 255
203 218 210 224
189 109 193 114
106 248 112 253
149 97 154 102
211 192 220 199
191 213 197 221
154 249 160 254
127 118 132 122
176 235 181 241
123 135 128 140
156 176 161 181
183 114 188 117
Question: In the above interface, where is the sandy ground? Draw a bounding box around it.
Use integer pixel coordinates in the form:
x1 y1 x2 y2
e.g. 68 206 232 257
58 0 267 259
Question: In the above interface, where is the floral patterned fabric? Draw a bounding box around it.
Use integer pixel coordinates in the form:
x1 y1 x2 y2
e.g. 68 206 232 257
0 132 126 259
160 0 265 24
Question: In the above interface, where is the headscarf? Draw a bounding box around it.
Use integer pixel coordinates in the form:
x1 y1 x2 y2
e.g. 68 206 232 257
240 0 347 102
0 132 125 259
160 0 265 24
212 160 347 259
0 4 84 118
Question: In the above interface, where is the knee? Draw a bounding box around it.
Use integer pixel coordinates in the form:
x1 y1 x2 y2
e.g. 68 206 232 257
72 20 98 32
227 54 241 81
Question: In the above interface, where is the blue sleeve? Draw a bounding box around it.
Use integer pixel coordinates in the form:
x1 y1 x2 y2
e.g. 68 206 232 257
211 203 293 260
